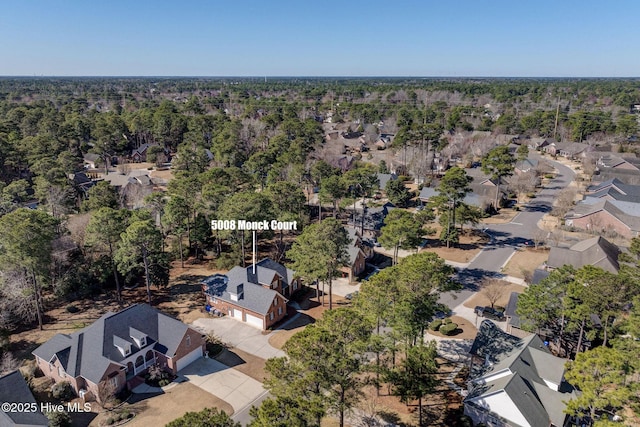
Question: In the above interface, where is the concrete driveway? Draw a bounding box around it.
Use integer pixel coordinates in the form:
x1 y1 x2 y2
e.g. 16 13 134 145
192 317 285 359
179 357 266 413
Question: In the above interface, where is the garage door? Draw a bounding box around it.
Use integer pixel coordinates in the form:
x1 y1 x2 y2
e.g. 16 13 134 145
232 308 243 320
245 313 263 329
176 346 203 372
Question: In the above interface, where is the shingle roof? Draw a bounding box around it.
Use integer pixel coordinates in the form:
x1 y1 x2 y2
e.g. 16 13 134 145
0 370 49 426
203 258 293 315
33 304 191 384
504 292 521 329
377 173 397 189
465 321 574 427
547 236 620 272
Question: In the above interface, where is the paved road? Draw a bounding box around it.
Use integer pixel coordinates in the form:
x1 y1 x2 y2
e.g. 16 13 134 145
439 155 576 308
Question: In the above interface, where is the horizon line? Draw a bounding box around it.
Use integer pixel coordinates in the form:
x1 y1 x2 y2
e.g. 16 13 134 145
1 75 640 80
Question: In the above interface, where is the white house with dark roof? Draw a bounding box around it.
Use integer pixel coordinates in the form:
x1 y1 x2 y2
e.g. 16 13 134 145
201 258 298 330
465 321 577 427
32 304 204 403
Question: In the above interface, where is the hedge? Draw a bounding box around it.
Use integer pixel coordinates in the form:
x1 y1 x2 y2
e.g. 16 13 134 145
439 322 458 335
429 319 443 331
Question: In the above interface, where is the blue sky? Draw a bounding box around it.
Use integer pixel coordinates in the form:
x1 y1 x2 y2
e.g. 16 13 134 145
1 0 637 77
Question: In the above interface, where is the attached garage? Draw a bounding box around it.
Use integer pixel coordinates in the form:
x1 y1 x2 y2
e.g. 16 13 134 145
245 313 263 329
176 347 203 372
232 308 243 320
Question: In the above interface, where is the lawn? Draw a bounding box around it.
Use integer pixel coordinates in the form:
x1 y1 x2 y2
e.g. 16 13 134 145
502 247 549 279
463 281 527 310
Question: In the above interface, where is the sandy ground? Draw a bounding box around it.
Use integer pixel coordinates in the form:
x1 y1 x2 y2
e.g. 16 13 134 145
502 247 549 279
480 208 520 224
99 382 234 427
427 315 478 340
463 282 527 310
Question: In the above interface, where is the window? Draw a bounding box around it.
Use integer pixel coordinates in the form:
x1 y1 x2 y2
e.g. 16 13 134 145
58 366 64 378
186 335 191 347
273 299 277 306
269 312 274 321
278 307 282 315
124 347 131 356
110 376 118 388
140 336 146 347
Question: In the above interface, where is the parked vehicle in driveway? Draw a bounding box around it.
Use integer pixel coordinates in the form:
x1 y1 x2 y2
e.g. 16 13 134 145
475 306 505 321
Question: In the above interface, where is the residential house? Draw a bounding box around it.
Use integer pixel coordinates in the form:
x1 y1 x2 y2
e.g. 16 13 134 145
584 178 640 203
340 228 368 282
504 292 531 339
201 258 297 330
376 173 398 191
32 304 205 403
349 202 395 237
464 320 576 427
546 236 620 273
418 186 494 211
0 370 49 426
558 142 590 159
592 167 640 185
514 158 539 174
527 137 555 151
596 154 640 171
565 199 640 239
131 144 154 163
375 134 393 150
69 171 96 199
83 153 101 169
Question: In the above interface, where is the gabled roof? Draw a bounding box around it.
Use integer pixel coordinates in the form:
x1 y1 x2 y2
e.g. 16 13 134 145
33 304 191 384
567 199 640 233
466 321 575 427
586 178 640 202
0 371 49 426
515 158 539 172
547 236 620 273
203 258 293 316
504 292 521 329
377 173 398 189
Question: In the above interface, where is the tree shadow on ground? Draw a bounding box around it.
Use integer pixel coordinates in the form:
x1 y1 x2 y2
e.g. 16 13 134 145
214 348 246 368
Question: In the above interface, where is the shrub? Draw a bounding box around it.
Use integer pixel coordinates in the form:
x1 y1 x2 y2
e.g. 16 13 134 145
46 411 71 427
51 381 75 401
106 417 115 425
429 319 443 331
443 317 452 325
65 305 79 313
439 322 459 336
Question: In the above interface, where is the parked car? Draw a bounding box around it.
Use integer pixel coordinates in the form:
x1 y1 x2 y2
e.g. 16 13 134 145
345 291 359 300
475 306 505 321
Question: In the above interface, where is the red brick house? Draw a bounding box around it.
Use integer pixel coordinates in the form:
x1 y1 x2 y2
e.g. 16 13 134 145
202 258 297 330
32 304 205 403
565 199 640 239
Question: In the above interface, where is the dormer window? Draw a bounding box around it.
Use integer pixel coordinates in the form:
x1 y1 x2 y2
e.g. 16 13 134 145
129 327 148 349
124 347 131 356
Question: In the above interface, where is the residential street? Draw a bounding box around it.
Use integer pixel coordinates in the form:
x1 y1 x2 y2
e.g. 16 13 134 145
439 155 576 308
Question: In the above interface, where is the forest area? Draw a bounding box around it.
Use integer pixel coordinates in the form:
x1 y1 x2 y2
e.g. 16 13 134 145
1 77 640 425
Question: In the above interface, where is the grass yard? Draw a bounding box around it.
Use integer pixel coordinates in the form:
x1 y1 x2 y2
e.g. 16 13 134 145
502 247 549 279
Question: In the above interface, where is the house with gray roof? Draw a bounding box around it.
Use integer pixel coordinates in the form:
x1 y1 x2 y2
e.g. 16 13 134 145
32 304 204 403
565 199 640 239
340 227 367 283
376 173 398 190
418 184 498 211
0 370 49 426
585 178 640 203
201 258 298 330
504 292 532 339
465 321 577 427
349 202 396 237
547 236 620 273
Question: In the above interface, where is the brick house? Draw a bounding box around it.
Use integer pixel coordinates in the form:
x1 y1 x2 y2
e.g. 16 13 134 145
547 236 620 273
565 199 640 239
202 258 297 330
32 304 205 403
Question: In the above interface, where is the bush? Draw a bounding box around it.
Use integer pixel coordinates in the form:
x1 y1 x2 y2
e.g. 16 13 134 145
51 381 75 401
47 410 71 427
458 415 474 427
65 305 79 313
106 417 115 425
439 322 459 336
443 317 452 325
429 319 443 331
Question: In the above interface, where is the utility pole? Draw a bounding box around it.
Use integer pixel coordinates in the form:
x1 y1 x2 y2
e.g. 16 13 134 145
553 98 560 141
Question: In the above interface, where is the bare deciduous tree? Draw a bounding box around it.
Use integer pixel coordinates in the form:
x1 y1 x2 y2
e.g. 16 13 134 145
480 278 506 309
551 188 577 218
0 352 19 375
532 229 547 249
97 379 117 408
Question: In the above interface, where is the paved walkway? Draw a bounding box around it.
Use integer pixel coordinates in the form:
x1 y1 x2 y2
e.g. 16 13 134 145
192 317 285 359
